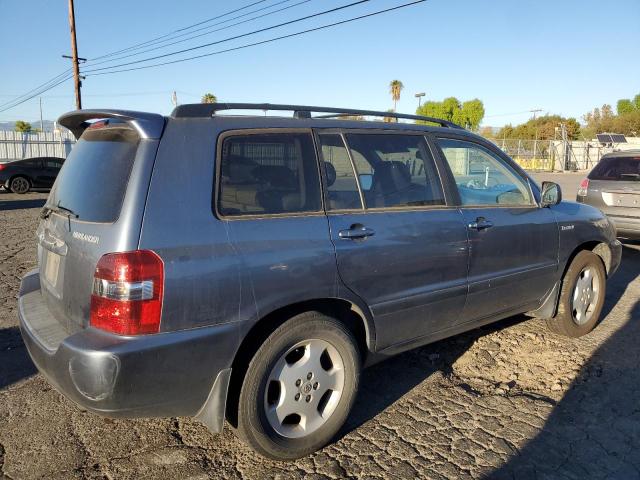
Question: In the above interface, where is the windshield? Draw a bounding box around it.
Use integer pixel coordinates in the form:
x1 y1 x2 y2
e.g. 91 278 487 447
589 156 640 181
46 125 140 222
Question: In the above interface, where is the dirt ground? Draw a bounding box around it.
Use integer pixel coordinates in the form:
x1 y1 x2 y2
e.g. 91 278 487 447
1 176 639 479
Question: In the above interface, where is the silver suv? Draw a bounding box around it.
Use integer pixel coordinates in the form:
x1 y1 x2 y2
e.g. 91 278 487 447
577 151 640 239
18 103 622 459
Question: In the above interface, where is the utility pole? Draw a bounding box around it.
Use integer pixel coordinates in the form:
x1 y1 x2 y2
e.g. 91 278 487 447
530 109 543 165
67 0 82 110
529 108 543 120
39 97 44 132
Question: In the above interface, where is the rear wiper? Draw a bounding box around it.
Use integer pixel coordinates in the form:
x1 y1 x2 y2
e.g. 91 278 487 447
56 202 79 218
40 203 79 219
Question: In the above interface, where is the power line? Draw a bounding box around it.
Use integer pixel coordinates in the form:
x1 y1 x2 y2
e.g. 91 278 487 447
0 69 71 110
87 0 311 68
0 1 301 112
0 75 74 114
82 0 372 74
89 0 270 61
85 1 427 77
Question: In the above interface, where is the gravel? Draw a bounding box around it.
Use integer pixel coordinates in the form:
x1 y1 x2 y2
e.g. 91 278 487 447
1 188 639 479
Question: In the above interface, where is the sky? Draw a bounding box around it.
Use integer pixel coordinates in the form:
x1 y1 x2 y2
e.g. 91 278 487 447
1 0 639 127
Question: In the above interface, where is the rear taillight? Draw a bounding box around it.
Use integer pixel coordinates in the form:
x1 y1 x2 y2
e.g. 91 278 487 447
0 164 5 170
90 250 164 335
577 178 589 197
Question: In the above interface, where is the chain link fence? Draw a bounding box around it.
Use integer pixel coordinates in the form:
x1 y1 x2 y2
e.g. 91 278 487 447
486 138 636 172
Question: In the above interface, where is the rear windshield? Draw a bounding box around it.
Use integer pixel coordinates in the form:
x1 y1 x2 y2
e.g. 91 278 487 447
47 125 139 222
589 156 640 181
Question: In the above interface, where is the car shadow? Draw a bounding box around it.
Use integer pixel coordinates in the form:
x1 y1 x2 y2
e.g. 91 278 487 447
0 198 46 211
341 313 528 437
489 244 640 479
337 244 640 472
0 326 37 389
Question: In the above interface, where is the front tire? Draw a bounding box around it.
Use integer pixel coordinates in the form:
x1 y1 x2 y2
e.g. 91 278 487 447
236 311 360 460
546 250 606 337
9 176 30 194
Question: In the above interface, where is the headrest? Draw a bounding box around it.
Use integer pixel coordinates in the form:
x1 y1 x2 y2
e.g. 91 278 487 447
252 165 297 188
324 161 337 187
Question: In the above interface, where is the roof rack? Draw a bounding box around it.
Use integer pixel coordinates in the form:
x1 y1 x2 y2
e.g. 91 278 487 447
171 103 463 129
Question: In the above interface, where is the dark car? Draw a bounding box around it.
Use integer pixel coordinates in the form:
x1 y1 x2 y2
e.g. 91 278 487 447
0 156 65 194
18 104 621 460
577 150 640 239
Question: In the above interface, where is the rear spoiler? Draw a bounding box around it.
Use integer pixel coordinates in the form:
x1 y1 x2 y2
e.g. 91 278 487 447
58 109 165 140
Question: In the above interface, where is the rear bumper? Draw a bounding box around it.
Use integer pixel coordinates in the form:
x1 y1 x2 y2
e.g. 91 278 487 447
18 269 241 433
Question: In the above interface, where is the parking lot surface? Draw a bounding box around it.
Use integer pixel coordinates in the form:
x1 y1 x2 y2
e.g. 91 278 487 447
1 175 639 479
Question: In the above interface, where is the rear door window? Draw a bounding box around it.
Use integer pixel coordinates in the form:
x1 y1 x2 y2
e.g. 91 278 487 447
344 134 445 208
589 156 640 180
217 132 321 216
46 124 139 223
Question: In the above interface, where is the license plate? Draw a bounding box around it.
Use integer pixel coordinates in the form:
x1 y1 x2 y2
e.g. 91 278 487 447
44 251 61 288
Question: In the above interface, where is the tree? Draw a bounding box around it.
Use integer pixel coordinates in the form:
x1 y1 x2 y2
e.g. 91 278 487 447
14 120 32 133
583 96 640 137
495 115 580 140
416 97 485 130
617 99 635 115
389 80 403 112
478 126 496 138
461 99 485 130
201 93 217 104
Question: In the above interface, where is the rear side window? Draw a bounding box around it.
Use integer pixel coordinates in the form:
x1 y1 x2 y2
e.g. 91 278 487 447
345 134 445 208
47 125 139 223
218 132 321 216
45 159 63 168
589 156 640 180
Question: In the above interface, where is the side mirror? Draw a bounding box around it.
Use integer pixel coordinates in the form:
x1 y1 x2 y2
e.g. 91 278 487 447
540 181 562 207
358 173 373 191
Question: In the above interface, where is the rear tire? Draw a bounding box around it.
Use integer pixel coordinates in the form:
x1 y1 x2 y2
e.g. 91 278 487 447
236 311 360 460
546 250 606 337
9 176 30 194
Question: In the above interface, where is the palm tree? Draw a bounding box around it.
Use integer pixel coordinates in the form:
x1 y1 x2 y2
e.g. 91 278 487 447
201 93 217 104
389 80 404 112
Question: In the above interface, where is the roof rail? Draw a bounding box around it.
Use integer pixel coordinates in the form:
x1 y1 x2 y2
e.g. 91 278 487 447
171 103 463 129
58 109 165 139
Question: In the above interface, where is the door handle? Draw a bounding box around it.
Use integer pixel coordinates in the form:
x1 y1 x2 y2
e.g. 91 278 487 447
338 225 375 240
468 217 493 231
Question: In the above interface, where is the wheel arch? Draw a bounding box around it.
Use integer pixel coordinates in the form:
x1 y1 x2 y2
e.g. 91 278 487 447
225 296 374 427
566 240 611 277
533 240 611 320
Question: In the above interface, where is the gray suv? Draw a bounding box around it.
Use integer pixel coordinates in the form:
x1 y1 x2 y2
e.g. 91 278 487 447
18 103 622 459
